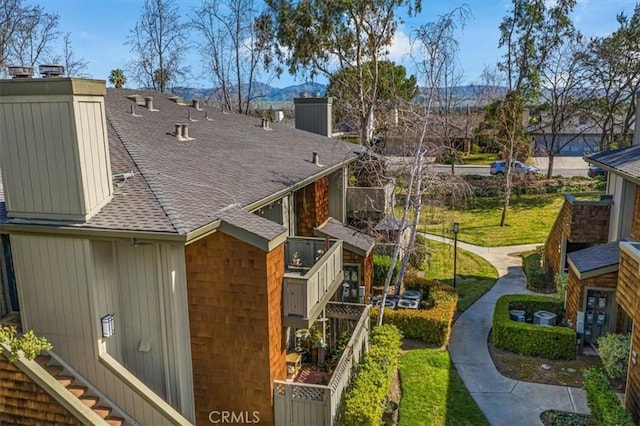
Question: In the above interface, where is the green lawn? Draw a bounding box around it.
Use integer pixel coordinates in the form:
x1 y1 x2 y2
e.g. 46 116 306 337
460 152 499 165
398 349 490 426
421 193 599 246
423 240 498 312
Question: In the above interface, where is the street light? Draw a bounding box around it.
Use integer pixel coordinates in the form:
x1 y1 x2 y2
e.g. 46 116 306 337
453 222 460 289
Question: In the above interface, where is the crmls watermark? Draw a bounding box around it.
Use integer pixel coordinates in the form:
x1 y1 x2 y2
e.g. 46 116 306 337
209 411 260 424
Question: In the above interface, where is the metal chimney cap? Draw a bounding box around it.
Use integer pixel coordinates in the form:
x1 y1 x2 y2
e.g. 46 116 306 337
8 65 33 78
300 92 308 98
39 64 65 78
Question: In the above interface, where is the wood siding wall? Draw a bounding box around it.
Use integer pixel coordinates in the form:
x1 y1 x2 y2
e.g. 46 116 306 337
0 92 112 221
544 197 611 278
185 231 286 426
296 177 329 237
0 354 82 425
618 250 640 423
631 186 640 242
11 235 194 424
343 250 373 302
565 268 619 328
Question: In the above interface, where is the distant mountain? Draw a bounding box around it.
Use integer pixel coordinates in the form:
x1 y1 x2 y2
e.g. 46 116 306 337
172 81 327 103
173 82 505 107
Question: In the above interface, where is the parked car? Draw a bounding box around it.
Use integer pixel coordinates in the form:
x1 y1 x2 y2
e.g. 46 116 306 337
588 165 606 178
489 160 540 176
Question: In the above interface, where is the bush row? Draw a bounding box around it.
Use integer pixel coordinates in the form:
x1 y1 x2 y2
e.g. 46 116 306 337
372 254 400 287
462 174 601 198
343 325 403 426
583 368 633 425
372 280 458 346
522 248 552 292
492 295 576 360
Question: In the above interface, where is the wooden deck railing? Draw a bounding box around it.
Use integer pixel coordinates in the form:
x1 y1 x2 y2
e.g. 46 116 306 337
274 304 370 426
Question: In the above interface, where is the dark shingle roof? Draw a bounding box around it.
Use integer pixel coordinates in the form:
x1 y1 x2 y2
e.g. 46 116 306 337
315 218 375 256
586 145 640 179
567 242 620 274
218 206 286 242
103 89 359 234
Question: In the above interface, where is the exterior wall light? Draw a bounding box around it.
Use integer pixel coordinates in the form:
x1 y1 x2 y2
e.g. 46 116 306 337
101 314 115 338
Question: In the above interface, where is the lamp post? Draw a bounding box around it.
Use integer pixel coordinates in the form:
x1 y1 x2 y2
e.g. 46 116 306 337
453 222 460 289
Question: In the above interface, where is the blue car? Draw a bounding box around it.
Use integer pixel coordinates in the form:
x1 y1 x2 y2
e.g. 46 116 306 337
588 166 606 178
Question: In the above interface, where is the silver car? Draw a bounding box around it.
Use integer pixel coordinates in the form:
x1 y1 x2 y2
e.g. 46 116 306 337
490 160 540 175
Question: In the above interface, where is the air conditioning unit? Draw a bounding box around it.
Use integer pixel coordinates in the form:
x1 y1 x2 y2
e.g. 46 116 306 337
533 310 557 326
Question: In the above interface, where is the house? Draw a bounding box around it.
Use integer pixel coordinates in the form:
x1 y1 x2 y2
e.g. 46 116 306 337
544 130 640 421
0 75 379 425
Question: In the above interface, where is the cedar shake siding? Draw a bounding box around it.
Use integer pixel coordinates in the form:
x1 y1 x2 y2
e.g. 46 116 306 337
296 177 329 237
185 231 286 426
631 186 640 242
565 268 619 329
544 195 611 278
0 355 82 426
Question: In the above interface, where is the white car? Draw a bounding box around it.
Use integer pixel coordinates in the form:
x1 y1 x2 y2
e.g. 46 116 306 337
490 160 540 175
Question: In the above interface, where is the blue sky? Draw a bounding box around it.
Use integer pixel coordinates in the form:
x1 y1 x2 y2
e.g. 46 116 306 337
41 0 638 88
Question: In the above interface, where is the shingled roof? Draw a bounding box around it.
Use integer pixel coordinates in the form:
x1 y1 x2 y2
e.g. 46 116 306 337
1 88 360 237
567 241 620 279
586 144 640 181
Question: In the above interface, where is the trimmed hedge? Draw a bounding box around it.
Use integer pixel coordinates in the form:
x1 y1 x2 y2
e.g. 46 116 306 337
492 294 576 360
372 283 457 346
522 248 552 292
583 368 633 426
343 325 403 426
373 254 400 287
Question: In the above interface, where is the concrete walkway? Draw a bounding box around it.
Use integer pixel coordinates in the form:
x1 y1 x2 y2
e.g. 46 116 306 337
424 234 590 426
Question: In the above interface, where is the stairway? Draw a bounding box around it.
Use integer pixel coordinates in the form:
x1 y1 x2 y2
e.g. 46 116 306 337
35 354 126 426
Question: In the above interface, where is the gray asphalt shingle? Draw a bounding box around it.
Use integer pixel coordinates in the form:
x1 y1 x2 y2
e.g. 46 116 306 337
567 241 620 274
586 145 640 179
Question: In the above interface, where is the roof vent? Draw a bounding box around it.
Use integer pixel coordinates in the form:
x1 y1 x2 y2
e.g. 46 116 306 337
192 99 202 110
312 151 322 166
188 109 198 121
314 92 321 98
205 110 213 121
38 64 64 78
175 123 193 141
130 105 142 117
8 65 33 78
300 92 309 98
261 118 271 130
145 96 158 111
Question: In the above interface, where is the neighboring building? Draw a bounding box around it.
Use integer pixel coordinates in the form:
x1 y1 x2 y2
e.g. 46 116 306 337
0 76 379 425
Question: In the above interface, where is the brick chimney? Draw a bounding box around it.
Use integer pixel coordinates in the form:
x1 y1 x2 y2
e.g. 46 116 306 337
0 78 112 222
293 94 333 137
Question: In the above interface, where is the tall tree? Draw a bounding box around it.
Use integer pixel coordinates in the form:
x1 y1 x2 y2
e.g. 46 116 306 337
192 0 269 114
577 5 640 151
55 33 88 77
327 61 418 131
0 0 59 70
496 0 576 226
127 0 189 93
535 36 592 177
258 0 421 145
109 69 127 88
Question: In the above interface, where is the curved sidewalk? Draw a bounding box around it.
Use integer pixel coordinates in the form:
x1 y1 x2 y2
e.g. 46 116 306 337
424 234 590 426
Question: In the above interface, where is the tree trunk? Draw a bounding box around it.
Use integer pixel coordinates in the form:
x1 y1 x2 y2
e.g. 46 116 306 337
546 153 554 179
500 160 512 227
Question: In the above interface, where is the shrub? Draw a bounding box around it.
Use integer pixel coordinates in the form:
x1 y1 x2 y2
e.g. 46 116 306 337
522 248 552 291
372 283 457 346
0 326 53 362
492 295 576 360
555 272 568 302
583 368 633 426
373 254 400 287
343 325 403 426
597 333 631 380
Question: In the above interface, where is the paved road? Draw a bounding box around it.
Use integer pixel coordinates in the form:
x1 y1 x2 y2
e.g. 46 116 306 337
423 234 590 426
387 156 589 177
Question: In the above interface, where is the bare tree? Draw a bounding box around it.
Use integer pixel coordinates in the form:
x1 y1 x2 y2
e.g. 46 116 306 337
127 0 189 93
535 36 592 177
1 1 59 69
192 0 268 114
51 33 89 77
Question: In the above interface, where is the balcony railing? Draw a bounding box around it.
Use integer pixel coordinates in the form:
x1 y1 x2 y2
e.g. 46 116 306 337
346 180 395 216
274 304 370 426
283 238 344 328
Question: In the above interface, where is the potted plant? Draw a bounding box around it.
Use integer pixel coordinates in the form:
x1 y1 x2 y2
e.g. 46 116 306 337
291 251 302 267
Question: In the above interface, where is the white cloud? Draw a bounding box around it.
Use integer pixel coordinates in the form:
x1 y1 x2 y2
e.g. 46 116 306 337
385 28 412 63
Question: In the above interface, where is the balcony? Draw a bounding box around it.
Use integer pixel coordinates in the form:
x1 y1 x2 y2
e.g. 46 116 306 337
274 303 370 426
283 238 344 328
346 180 395 217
